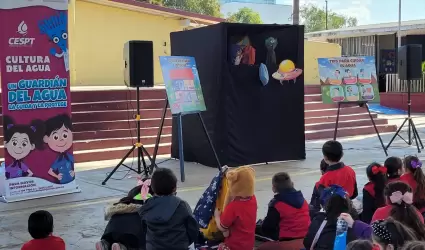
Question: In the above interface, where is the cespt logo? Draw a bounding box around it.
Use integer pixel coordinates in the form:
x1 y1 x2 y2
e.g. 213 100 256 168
9 21 35 47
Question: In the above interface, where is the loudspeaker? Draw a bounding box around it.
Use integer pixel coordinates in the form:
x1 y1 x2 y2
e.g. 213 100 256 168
398 44 422 81
124 41 154 87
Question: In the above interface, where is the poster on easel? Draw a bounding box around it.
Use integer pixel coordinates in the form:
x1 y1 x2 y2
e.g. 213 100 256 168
159 56 213 181
318 56 380 104
0 0 80 202
159 56 206 114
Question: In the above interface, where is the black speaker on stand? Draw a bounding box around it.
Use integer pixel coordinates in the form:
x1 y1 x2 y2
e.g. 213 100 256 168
102 41 158 185
386 44 424 153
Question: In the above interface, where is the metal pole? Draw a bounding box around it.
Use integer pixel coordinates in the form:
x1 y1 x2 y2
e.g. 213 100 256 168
397 0 401 47
293 0 299 25
325 0 328 30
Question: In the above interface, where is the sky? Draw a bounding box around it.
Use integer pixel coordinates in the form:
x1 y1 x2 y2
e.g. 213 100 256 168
277 0 425 25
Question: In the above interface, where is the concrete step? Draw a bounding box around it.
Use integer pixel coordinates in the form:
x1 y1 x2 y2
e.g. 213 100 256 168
305 102 357 110
304 94 322 102
304 85 322 95
305 124 397 140
305 118 388 131
305 106 367 118
305 113 378 124
74 143 171 163
72 99 167 112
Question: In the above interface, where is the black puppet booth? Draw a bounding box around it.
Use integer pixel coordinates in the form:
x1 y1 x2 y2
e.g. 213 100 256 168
170 23 306 167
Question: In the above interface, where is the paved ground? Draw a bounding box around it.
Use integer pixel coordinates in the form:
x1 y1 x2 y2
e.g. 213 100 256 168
2 114 425 250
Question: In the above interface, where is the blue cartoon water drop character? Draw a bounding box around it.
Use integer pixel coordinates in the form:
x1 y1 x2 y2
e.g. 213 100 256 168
38 12 69 72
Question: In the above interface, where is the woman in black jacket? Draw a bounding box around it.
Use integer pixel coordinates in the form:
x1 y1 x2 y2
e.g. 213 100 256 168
96 179 154 250
304 185 358 250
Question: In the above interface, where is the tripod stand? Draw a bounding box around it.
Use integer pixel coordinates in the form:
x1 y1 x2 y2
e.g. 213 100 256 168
386 79 424 153
102 86 158 185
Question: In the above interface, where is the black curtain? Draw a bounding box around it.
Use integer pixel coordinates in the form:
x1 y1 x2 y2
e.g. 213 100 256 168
170 23 305 167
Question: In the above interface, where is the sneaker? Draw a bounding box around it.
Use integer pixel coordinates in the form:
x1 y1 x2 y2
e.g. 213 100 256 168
95 240 109 250
111 243 127 250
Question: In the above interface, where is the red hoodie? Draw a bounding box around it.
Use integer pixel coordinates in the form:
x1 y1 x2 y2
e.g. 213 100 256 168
372 205 424 223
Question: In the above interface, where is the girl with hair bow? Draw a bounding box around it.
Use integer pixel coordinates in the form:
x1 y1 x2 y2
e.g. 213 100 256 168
400 156 425 216
362 163 388 223
340 181 425 241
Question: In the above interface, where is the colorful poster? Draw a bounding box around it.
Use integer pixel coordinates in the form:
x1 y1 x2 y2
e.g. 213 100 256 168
318 56 380 104
0 0 79 202
159 56 206 114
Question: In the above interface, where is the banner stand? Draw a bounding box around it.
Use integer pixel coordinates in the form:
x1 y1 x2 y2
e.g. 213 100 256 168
333 101 388 157
149 99 222 182
0 1 80 202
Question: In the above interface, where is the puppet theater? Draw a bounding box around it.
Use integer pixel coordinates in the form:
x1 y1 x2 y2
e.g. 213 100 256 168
169 23 306 167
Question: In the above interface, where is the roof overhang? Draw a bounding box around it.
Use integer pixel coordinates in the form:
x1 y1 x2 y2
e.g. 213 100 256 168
80 0 223 26
306 20 425 41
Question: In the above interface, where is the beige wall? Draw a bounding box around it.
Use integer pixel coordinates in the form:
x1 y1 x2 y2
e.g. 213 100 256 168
304 40 341 85
70 0 183 86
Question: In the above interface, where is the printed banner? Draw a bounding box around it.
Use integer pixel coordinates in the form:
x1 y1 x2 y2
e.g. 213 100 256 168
0 0 79 202
159 56 206 114
318 56 380 104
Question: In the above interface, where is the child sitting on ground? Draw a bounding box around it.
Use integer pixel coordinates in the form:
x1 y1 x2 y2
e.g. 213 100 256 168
385 156 403 183
139 168 198 250
400 155 425 216
310 140 358 217
361 162 387 224
96 177 154 250
22 210 65 250
372 181 425 240
304 185 358 250
257 172 310 241
215 166 257 250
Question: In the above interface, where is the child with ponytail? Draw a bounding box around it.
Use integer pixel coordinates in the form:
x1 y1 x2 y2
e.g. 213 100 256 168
384 156 403 183
373 181 425 240
362 163 387 223
400 156 425 215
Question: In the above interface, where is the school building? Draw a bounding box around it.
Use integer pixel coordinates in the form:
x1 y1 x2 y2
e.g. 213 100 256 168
305 19 425 112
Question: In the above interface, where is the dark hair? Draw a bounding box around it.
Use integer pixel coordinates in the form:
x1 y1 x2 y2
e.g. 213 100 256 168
28 210 54 239
272 172 293 192
366 162 387 207
373 218 417 249
3 116 45 150
386 181 425 240
385 156 403 179
320 159 329 175
324 193 352 220
402 241 425 250
403 156 425 202
44 114 72 136
322 140 343 163
346 240 373 250
151 168 177 196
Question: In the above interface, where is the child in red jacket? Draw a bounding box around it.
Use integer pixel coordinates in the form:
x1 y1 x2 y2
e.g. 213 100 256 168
258 172 310 241
361 162 387 223
310 140 358 217
384 156 403 183
400 155 425 215
21 210 65 250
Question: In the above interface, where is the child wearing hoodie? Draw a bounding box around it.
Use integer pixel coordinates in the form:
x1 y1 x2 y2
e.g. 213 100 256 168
96 178 154 250
259 172 310 241
138 168 199 250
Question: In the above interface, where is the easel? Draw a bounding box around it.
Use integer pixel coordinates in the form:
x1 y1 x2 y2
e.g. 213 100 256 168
149 99 222 182
333 101 388 156
102 87 158 185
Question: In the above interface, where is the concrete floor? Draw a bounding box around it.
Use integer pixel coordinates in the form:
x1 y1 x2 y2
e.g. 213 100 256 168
2 115 425 250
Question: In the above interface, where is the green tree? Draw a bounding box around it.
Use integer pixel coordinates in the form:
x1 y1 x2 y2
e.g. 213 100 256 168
227 7 262 24
300 4 358 32
160 0 222 17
